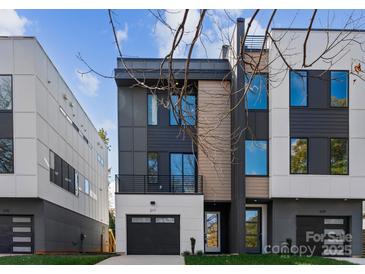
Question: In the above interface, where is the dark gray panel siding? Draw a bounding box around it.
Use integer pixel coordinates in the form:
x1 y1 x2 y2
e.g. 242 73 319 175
0 198 108 253
148 127 194 152
246 111 269 139
43 201 108 253
118 87 147 175
271 199 363 256
308 138 330 174
230 18 246 254
147 92 195 176
290 108 348 137
308 70 329 108
0 113 13 138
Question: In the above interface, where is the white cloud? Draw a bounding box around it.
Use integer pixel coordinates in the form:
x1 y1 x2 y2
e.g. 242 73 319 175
96 119 117 132
152 10 265 59
75 70 100 97
154 9 201 57
116 23 128 46
245 17 265 35
0 10 29 36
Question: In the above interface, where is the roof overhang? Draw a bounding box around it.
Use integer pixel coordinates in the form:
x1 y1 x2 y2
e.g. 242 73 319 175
114 58 232 86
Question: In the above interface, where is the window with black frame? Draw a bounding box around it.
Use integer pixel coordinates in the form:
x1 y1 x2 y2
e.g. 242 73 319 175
148 94 158 125
330 138 349 175
245 74 268 109
330 71 349 107
170 153 196 193
169 95 196 126
49 150 78 195
0 75 12 111
290 138 308 174
0 139 13 174
147 152 158 184
0 75 14 174
290 71 308 107
245 140 268 176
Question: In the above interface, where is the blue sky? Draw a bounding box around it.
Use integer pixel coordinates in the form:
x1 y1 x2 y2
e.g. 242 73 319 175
2 9 364 180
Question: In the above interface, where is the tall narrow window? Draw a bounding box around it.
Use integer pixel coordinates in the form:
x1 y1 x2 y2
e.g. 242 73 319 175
84 178 90 195
330 71 349 107
148 94 158 125
170 153 196 192
75 172 80 196
290 138 308 174
49 150 55 182
147 152 158 184
0 139 13 173
330 138 349 175
245 140 268 176
0 75 12 110
290 71 307 107
245 74 268 109
245 209 260 250
169 95 196 126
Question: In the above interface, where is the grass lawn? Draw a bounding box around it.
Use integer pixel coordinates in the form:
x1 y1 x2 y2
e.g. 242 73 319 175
0 254 112 265
185 254 355 265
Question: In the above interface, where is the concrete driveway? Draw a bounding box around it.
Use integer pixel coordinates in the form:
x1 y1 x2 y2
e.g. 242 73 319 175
97 255 184 265
332 257 365 265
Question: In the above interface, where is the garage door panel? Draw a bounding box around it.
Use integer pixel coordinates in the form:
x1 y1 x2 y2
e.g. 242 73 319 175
127 215 180 255
296 216 350 257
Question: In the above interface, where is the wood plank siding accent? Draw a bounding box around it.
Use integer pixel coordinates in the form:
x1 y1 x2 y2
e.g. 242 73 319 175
198 81 231 201
246 177 269 198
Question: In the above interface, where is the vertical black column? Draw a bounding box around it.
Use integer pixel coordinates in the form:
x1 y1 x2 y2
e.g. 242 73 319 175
229 18 246 254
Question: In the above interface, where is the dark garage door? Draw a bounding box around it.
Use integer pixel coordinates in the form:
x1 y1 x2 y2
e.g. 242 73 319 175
297 216 350 256
0 216 33 254
127 215 180 255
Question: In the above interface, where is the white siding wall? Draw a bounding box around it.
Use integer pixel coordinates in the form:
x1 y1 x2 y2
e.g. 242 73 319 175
115 194 204 254
269 30 365 199
0 37 109 225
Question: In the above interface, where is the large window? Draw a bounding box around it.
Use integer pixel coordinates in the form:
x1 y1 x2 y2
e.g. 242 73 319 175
170 95 196 126
290 71 307 107
148 94 158 125
330 71 349 107
170 153 196 192
245 74 268 109
0 139 13 173
49 150 78 195
330 138 349 175
0 75 12 110
147 152 158 183
290 138 308 174
245 140 268 176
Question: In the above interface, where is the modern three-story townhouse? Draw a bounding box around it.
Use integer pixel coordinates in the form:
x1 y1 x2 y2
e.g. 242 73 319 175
0 37 109 254
114 18 365 256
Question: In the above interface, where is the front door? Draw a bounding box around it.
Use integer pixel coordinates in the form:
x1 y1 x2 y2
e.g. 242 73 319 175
245 208 261 253
205 212 220 252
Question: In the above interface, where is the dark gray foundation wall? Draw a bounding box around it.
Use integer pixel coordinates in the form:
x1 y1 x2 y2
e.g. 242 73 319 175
0 198 108 253
271 198 363 256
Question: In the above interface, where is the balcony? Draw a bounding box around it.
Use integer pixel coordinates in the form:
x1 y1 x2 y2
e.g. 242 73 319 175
245 35 268 50
115 175 203 194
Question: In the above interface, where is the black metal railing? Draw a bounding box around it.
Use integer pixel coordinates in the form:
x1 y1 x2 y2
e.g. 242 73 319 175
115 175 203 194
245 35 267 50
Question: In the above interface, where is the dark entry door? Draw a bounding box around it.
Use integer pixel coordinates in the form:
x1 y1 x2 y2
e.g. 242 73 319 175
245 208 261 253
296 216 350 256
127 215 180 255
0 216 12 253
0 215 33 254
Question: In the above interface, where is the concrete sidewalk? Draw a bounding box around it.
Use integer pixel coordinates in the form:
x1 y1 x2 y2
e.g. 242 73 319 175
97 255 184 265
